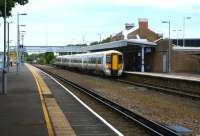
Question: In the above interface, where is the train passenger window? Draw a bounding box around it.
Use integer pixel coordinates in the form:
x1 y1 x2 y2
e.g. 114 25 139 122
106 55 111 64
97 57 102 64
90 57 96 64
83 59 87 63
88 58 91 64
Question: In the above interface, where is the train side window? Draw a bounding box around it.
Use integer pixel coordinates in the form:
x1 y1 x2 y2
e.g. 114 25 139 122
106 55 111 64
88 58 91 64
84 59 87 63
98 57 102 64
91 57 96 64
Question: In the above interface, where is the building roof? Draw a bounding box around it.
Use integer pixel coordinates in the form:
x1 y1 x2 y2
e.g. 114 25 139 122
84 39 156 51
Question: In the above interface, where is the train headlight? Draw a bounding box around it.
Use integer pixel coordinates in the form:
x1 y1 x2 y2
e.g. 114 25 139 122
106 64 111 69
118 64 122 69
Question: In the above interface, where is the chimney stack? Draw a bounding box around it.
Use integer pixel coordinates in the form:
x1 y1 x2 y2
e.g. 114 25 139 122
139 18 148 29
125 23 134 30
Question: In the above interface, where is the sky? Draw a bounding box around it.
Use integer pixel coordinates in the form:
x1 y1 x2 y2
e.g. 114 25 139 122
0 0 200 51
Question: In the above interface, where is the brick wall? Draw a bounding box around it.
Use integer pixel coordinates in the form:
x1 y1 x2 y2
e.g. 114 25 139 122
112 33 124 41
151 39 200 73
151 40 169 72
171 52 200 73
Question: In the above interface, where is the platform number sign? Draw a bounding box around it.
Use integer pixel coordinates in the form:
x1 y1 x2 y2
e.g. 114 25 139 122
145 48 152 53
19 45 24 52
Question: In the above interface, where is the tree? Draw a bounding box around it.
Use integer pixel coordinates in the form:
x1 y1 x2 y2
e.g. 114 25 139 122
45 52 54 64
101 36 112 44
89 36 112 46
0 0 28 17
90 41 99 45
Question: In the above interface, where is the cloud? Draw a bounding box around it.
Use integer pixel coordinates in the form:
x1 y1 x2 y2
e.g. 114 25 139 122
9 0 199 47
105 0 200 8
13 0 200 14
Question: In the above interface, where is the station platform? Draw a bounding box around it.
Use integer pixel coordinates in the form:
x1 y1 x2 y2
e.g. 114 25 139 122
0 64 119 136
123 71 200 97
0 64 48 136
124 71 200 82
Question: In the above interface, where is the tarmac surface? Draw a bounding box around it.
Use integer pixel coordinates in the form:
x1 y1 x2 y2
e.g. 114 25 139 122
0 64 120 136
0 65 48 136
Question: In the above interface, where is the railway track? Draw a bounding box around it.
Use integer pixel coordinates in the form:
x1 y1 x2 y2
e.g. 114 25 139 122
116 78 200 100
52 65 200 100
36 65 183 136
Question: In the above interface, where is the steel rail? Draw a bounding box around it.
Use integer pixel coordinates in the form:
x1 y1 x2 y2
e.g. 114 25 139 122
117 79 200 100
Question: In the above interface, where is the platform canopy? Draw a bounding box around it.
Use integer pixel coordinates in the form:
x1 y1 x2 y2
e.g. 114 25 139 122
84 39 156 52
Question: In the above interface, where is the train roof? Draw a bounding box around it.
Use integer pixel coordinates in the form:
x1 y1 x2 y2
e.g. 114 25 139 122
57 50 122 58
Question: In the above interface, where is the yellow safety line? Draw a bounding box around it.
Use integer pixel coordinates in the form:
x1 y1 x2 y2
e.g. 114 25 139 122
26 64 54 136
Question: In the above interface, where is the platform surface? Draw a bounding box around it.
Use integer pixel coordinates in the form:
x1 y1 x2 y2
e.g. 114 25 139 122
124 71 200 82
0 65 48 136
35 65 118 136
0 64 119 136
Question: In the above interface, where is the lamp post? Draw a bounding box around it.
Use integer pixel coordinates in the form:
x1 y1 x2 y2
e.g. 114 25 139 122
183 17 191 47
20 31 26 62
17 13 27 73
82 35 85 44
97 33 101 43
7 21 13 72
162 20 171 73
20 31 26 45
1 0 7 94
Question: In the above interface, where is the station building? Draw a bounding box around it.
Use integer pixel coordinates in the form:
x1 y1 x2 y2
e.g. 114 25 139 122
88 18 200 73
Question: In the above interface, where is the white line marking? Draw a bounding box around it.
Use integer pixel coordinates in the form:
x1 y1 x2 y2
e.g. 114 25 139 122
38 68 124 136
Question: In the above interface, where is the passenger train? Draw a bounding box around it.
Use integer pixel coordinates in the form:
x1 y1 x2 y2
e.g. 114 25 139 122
54 50 124 76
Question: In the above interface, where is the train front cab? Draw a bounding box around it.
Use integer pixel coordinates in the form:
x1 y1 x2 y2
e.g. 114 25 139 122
106 53 123 76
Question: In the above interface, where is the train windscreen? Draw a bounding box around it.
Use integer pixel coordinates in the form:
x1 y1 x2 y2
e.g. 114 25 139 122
118 55 123 64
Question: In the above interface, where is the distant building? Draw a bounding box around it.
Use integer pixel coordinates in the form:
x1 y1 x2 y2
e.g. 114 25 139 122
172 38 200 47
112 18 162 42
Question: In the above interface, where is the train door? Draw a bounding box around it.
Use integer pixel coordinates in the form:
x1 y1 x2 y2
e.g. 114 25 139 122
111 54 118 75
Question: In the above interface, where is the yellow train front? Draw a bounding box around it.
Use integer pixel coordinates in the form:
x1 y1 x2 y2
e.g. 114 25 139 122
54 50 124 76
103 51 123 76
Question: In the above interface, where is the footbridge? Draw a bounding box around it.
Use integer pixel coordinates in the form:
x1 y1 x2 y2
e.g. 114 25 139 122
10 45 86 53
